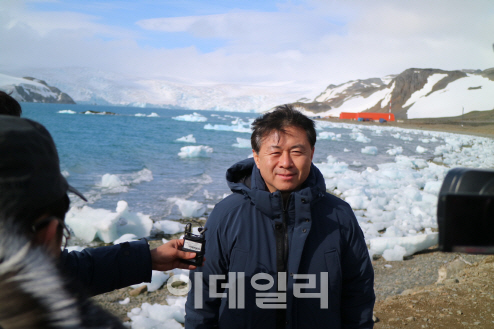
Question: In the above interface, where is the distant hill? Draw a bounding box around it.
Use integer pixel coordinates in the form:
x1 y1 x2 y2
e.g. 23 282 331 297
3 67 308 112
0 73 75 104
293 68 494 120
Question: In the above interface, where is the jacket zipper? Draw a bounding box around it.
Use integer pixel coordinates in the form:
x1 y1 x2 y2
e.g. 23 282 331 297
275 195 290 329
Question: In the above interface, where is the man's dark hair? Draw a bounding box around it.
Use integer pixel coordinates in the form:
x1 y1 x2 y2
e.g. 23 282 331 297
0 91 22 117
251 104 316 153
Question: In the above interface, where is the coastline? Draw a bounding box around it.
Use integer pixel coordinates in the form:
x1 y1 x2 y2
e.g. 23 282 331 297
318 117 494 139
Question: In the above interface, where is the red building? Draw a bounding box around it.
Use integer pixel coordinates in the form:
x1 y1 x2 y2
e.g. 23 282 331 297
339 112 395 121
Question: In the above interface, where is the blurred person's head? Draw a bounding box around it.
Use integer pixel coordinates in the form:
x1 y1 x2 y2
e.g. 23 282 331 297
0 91 22 117
0 116 86 256
251 105 316 196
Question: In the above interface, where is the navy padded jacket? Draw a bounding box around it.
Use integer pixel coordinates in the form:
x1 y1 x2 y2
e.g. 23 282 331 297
185 158 375 329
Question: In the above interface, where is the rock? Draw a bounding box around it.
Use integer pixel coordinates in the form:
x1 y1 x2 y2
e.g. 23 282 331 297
443 278 459 285
401 288 415 295
129 285 147 297
481 255 494 264
437 257 469 283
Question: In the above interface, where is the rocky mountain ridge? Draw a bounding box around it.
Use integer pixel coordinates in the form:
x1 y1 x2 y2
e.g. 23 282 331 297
0 74 75 104
294 68 494 119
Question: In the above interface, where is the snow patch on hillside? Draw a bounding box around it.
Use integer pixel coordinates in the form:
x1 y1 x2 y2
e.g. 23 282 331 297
407 75 494 118
0 73 59 100
403 73 448 108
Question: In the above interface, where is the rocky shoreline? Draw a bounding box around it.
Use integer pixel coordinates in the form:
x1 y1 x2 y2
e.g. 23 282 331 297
92 121 494 326
92 246 494 327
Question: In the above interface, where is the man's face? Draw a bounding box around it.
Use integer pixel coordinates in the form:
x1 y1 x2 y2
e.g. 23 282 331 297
253 126 314 194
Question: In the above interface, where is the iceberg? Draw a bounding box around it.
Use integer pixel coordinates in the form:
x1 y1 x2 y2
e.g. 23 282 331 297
172 112 207 122
178 145 213 158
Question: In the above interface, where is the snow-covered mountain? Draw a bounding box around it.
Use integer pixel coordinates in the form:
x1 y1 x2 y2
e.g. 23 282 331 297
294 68 494 119
4 66 494 118
0 73 75 104
3 68 309 113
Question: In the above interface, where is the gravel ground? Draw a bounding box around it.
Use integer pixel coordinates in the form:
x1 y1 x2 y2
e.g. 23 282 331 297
372 248 487 302
92 244 491 325
373 254 494 329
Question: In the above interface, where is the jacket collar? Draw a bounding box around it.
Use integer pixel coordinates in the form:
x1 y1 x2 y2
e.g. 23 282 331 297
226 158 326 216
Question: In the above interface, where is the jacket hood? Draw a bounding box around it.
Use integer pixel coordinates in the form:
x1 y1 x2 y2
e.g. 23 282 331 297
226 158 326 214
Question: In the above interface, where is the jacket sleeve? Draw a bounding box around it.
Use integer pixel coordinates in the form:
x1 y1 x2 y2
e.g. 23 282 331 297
339 205 375 329
59 239 152 296
185 203 230 329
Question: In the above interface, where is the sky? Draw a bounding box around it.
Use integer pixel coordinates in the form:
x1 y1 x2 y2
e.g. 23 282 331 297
1 0 494 95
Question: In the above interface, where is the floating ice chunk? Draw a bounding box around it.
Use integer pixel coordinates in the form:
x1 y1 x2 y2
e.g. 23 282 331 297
204 123 251 133
173 112 207 122
318 131 342 141
351 161 362 166
343 148 351 152
169 198 207 218
369 233 438 256
131 168 153 184
386 146 403 156
101 174 122 187
416 146 428 154
176 134 196 143
420 138 430 143
113 233 139 244
154 220 186 234
178 145 213 158
382 245 407 261
98 169 153 194
350 132 371 143
232 137 251 148
58 110 76 114
148 112 159 117
361 146 378 155
135 113 146 117
394 155 428 169
66 201 153 243
100 174 128 193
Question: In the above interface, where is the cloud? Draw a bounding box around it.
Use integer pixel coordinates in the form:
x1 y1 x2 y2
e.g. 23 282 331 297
1 0 493 97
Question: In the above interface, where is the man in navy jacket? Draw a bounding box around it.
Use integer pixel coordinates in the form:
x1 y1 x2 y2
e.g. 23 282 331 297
185 105 375 328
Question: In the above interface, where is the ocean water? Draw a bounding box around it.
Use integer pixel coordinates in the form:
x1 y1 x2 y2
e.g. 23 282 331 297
22 102 448 224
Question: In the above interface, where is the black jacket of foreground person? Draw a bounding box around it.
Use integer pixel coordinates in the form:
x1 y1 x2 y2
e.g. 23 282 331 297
185 158 375 329
0 215 125 329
